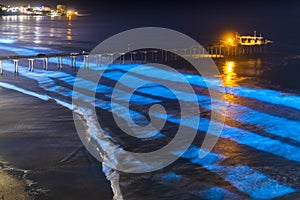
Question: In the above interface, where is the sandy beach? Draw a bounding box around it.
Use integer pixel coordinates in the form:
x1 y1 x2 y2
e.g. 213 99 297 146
0 170 30 200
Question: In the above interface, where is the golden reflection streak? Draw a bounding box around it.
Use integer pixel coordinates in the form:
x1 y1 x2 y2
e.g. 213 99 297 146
222 61 237 87
221 61 239 103
67 28 72 40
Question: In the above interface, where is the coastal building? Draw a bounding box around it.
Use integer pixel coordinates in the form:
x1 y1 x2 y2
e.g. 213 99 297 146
56 4 67 15
221 31 273 47
0 4 77 17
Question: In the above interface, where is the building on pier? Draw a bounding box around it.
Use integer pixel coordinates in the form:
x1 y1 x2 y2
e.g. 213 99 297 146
218 31 273 56
221 31 273 47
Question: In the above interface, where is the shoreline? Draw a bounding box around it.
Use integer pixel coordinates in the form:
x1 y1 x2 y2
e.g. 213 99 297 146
0 85 113 199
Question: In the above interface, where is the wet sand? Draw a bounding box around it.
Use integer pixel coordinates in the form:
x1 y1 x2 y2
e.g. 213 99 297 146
0 87 113 199
0 170 30 200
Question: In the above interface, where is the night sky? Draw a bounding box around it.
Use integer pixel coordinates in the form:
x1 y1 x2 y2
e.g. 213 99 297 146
1 0 300 44
1 1 299 14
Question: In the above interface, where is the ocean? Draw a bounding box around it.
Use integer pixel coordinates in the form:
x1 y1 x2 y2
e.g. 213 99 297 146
0 11 299 200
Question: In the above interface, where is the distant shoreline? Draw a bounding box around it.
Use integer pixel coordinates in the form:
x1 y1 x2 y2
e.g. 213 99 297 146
0 12 66 17
0 13 88 17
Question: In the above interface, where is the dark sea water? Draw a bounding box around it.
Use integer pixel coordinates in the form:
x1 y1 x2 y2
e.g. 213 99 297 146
0 8 299 200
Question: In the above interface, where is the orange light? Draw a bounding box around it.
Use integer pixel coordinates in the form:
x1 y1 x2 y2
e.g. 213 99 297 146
221 32 236 46
226 61 234 73
223 61 237 86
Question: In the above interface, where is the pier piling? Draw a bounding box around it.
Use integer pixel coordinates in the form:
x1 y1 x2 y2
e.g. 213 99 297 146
83 55 89 68
43 57 48 70
0 60 2 75
28 59 34 71
71 56 76 68
120 53 125 64
58 57 63 70
96 54 101 66
130 52 133 63
13 59 19 73
165 51 168 61
143 51 147 63
0 41 272 75
154 51 158 61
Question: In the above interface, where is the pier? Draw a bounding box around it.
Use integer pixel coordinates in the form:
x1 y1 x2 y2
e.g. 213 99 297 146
0 42 271 75
0 52 88 74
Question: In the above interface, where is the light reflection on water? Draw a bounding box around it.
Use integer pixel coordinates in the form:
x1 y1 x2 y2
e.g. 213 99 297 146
0 15 74 48
222 60 237 86
220 58 265 88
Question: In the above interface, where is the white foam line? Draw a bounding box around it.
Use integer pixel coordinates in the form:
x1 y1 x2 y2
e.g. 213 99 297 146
3 62 300 162
0 82 296 199
162 119 296 199
0 82 50 101
113 64 300 110
161 114 300 163
4 62 300 162
0 53 298 199
102 69 300 143
0 82 125 199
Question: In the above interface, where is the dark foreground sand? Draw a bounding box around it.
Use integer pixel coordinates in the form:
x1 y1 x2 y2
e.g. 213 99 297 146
0 87 113 199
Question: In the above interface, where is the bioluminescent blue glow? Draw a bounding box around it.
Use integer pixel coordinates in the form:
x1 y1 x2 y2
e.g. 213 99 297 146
0 44 40 55
0 44 62 55
201 187 240 200
0 45 299 199
164 127 295 198
113 64 300 111
163 115 300 163
101 70 215 104
103 67 300 143
179 145 225 166
0 78 296 199
183 72 300 111
161 173 182 182
0 38 16 44
207 165 296 199
3 44 297 112
3 62 300 162
106 89 162 104
0 82 50 101
202 187 225 200
3 61 300 161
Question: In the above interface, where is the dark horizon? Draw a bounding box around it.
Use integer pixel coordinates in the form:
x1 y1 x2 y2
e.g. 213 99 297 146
1 1 300 13
1 1 300 49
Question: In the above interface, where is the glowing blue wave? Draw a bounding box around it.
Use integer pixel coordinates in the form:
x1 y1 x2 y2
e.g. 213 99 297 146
0 45 299 198
101 67 300 144
0 38 16 44
0 81 295 199
113 64 300 110
3 62 300 162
